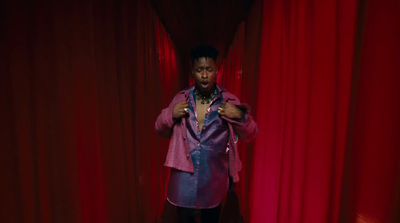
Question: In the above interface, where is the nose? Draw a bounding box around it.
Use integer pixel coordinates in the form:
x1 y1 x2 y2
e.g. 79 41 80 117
201 70 208 79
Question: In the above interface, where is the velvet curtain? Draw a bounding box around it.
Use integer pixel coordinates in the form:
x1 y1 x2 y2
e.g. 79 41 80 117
250 0 400 223
339 1 400 222
1 0 178 222
251 0 357 221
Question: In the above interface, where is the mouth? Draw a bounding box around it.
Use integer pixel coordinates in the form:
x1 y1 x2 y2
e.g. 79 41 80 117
200 82 209 88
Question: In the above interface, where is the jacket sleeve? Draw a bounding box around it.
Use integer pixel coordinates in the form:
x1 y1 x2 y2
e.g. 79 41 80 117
222 104 258 142
221 94 258 142
154 106 175 138
154 92 186 138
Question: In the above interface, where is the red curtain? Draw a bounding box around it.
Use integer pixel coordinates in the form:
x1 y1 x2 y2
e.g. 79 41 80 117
339 1 400 222
249 0 400 223
1 0 178 222
251 0 357 221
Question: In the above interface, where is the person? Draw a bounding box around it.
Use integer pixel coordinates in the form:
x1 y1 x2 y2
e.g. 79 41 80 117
155 45 258 223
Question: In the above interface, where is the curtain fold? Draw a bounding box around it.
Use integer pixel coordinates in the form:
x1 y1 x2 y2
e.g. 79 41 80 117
250 0 358 222
249 0 400 222
1 0 178 222
339 1 400 222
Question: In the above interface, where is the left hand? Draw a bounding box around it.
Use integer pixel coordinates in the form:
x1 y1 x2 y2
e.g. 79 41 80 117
218 102 243 119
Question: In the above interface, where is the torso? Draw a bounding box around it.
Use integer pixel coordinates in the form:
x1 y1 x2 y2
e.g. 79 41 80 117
196 99 209 131
167 86 230 209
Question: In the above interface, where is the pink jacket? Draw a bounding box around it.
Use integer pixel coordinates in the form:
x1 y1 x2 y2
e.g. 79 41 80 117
155 85 258 182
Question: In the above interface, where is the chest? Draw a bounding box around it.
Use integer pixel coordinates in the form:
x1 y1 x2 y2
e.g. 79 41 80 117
195 100 209 131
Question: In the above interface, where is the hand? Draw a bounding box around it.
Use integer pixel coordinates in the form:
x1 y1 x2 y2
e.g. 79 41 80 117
173 101 189 119
218 102 243 119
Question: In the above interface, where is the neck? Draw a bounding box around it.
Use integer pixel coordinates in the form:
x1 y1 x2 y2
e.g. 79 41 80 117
198 91 211 99
196 86 214 99
194 87 217 104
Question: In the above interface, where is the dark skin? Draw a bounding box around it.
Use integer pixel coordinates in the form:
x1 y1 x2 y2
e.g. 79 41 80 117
173 57 242 131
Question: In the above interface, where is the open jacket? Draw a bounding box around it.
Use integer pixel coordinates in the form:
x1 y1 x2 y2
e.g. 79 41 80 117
155 84 258 182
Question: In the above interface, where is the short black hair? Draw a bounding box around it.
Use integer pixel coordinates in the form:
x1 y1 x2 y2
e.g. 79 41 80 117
190 45 219 64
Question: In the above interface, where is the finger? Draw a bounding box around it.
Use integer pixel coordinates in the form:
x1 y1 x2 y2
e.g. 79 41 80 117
218 107 224 114
175 101 187 109
179 101 189 106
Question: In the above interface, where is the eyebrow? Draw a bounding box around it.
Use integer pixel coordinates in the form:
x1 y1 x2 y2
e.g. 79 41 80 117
195 64 215 67
195 65 213 68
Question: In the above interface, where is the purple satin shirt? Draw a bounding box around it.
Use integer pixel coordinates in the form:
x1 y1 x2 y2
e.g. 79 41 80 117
167 88 230 208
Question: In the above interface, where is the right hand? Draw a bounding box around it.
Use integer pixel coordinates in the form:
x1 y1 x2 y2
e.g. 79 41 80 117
173 101 189 119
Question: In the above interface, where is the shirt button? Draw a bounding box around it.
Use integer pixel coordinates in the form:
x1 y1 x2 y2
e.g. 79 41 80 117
186 154 190 158
183 136 186 140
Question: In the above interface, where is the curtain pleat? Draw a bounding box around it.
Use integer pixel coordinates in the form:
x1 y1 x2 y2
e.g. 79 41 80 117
1 0 177 222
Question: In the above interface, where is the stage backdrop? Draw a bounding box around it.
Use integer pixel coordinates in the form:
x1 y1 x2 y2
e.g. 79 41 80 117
249 0 400 222
212 1 400 222
1 0 178 222
1 0 399 223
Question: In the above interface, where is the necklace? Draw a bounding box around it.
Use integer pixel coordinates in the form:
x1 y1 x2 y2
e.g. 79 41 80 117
194 89 218 104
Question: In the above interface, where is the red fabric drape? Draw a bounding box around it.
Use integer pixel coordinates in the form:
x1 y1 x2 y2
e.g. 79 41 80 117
249 0 400 223
218 23 244 98
1 0 177 222
339 1 400 222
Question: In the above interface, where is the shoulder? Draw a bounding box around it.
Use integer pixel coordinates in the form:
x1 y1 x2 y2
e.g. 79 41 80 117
172 86 194 102
217 84 240 104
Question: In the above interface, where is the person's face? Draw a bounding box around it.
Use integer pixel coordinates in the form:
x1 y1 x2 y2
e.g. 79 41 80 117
192 57 218 94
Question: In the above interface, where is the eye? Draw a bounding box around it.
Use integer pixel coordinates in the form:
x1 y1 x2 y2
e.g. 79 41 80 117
207 68 213 72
